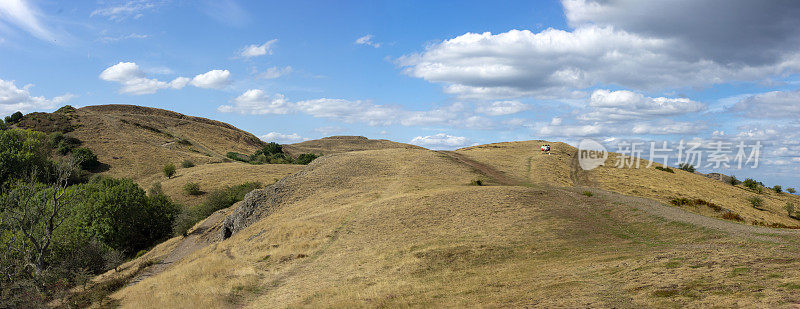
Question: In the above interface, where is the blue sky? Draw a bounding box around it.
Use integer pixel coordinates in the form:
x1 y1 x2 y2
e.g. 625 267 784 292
1 0 799 189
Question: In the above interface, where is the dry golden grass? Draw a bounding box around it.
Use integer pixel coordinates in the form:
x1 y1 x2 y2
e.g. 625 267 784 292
457 140 800 228
136 162 303 206
282 135 423 157
98 147 800 308
57 105 265 180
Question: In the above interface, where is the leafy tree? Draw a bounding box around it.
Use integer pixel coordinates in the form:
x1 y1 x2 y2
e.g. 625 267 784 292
728 175 739 186
773 185 782 193
0 119 7 131
5 111 23 125
294 153 319 165
789 188 797 194
743 178 761 192
71 148 99 171
0 129 52 189
261 142 282 155
163 163 176 179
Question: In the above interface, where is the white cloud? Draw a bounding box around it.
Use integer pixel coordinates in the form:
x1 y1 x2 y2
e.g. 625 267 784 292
99 33 150 43
218 89 291 114
0 0 58 42
410 133 470 149
0 78 75 114
100 62 227 94
190 69 230 89
731 89 800 119
259 132 306 144
579 89 705 121
91 0 163 21
355 34 381 48
99 62 190 94
399 23 800 100
239 39 277 58
258 66 292 79
476 100 530 116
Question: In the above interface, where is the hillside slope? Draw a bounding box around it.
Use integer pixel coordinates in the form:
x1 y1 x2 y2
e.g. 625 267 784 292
94 146 800 308
282 135 423 156
457 140 800 228
15 105 266 179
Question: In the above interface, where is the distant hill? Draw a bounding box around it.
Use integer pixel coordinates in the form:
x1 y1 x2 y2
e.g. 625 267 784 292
14 105 266 180
282 135 423 156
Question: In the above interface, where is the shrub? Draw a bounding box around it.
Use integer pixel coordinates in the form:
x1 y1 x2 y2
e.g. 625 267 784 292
148 182 164 196
177 139 192 146
670 198 692 206
789 188 797 194
183 182 202 196
5 111 23 124
0 119 6 131
470 179 483 186
677 163 695 173
773 185 782 193
786 203 800 220
743 178 762 193
722 212 744 222
748 196 765 210
71 147 100 171
173 182 262 237
655 166 674 173
582 191 593 197
261 142 282 155
163 163 176 178
728 175 739 186
294 153 319 165
56 136 82 155
226 152 250 162
181 159 195 168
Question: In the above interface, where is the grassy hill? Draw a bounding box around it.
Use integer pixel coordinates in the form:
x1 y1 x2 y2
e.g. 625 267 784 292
15 105 266 180
87 146 800 308
282 135 423 156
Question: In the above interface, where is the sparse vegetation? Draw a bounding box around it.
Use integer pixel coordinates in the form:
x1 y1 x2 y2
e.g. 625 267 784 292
177 138 192 146
789 188 797 194
582 191 593 197
163 163 176 179
728 175 739 185
786 203 800 220
293 153 319 165
183 182 202 196
722 211 745 222
470 179 484 186
677 163 695 173
181 159 195 168
748 196 765 210
172 181 262 236
743 178 763 193
670 198 722 212
229 143 320 165
655 166 674 173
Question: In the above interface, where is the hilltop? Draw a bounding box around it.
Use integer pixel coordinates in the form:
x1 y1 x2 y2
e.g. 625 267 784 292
14 105 266 180
282 135 423 156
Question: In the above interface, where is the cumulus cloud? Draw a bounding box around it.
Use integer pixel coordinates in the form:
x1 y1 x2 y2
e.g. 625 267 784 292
190 69 230 89
410 133 470 149
258 66 292 79
355 35 380 48
219 89 491 128
476 100 530 116
0 78 75 114
259 132 306 144
731 89 800 119
218 89 291 114
100 62 228 94
398 1 800 100
239 39 277 58
0 0 59 42
579 89 705 121
91 0 164 21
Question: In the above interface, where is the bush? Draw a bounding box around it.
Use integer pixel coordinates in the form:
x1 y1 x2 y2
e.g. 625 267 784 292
172 182 262 237
722 212 744 222
470 179 483 186
0 129 52 187
773 185 782 193
183 182 202 196
789 188 797 194
294 153 319 165
677 163 695 173
181 159 195 168
728 175 739 186
5 111 23 124
743 178 762 193
0 119 6 131
163 163 176 179
226 152 250 162
655 166 674 173
261 142 282 155
177 139 192 146
71 147 99 171
582 191 593 197
148 182 164 196
748 196 765 210
786 203 800 220
56 136 82 155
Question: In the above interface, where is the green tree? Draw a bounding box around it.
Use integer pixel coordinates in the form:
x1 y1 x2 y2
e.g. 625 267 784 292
773 185 782 193
789 188 797 194
294 153 319 165
163 163 176 179
0 129 51 188
71 148 99 171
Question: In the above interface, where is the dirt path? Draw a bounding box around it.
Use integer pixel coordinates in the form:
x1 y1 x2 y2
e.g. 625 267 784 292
573 186 800 240
437 151 520 186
